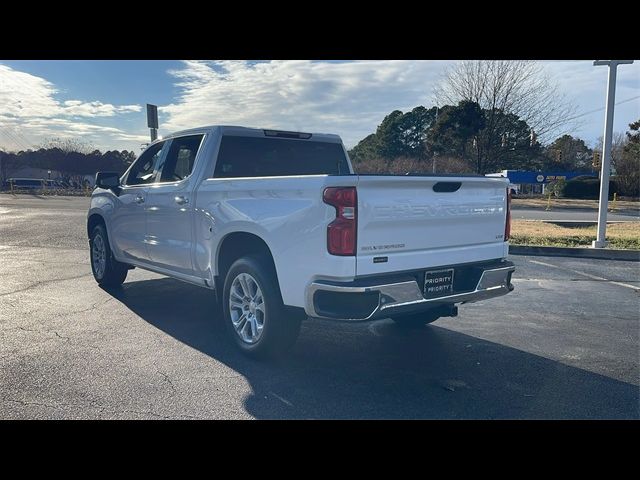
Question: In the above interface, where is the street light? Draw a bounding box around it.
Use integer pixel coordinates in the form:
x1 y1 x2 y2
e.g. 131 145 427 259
591 60 634 249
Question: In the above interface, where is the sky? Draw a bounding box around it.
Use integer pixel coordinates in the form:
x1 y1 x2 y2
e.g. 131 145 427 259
0 60 638 153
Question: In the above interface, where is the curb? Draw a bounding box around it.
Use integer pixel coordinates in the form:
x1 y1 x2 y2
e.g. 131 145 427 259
543 220 630 228
509 245 640 261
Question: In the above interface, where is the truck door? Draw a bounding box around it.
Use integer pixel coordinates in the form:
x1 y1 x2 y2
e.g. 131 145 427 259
111 141 166 263
144 134 205 275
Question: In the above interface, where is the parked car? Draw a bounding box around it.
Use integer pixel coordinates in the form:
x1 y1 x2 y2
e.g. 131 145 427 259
88 126 515 358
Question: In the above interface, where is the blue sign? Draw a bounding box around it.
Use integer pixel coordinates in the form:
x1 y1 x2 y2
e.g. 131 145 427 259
501 171 594 184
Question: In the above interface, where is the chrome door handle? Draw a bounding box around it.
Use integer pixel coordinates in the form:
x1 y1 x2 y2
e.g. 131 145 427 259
174 195 189 205
135 195 145 204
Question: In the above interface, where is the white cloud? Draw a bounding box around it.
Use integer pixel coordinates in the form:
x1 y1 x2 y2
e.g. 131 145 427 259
162 60 454 147
0 113 137 151
0 64 143 151
62 101 142 117
162 60 640 148
542 60 640 146
1 60 637 154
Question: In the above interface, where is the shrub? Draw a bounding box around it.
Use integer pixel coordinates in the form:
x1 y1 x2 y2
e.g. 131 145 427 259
561 176 617 199
546 178 566 197
611 175 640 198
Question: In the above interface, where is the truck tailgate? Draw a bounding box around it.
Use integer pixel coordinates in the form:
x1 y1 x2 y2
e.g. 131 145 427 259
355 175 509 276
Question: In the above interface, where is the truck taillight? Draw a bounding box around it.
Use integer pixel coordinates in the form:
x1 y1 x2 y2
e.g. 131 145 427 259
505 188 511 241
323 187 357 256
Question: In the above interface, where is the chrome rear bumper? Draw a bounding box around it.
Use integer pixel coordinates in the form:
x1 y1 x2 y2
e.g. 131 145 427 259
306 264 515 321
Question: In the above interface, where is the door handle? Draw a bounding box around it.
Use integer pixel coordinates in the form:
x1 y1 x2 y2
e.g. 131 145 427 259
174 195 189 205
135 195 145 204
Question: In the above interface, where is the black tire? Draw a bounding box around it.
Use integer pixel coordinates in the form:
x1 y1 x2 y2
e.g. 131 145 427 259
391 311 441 328
222 255 302 359
90 224 128 287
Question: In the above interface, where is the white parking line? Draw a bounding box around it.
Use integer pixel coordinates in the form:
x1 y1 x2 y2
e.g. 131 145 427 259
269 392 294 407
528 259 639 291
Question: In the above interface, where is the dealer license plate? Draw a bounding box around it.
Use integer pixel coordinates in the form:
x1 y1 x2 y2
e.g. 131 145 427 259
423 269 455 299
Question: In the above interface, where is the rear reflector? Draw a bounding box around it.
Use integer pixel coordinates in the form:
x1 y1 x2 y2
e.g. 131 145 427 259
323 187 357 256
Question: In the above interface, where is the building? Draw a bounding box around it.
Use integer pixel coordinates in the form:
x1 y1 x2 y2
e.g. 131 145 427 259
487 170 596 195
1 167 95 190
8 167 63 180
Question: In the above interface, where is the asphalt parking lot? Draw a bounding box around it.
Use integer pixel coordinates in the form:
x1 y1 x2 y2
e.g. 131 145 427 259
1 194 638 419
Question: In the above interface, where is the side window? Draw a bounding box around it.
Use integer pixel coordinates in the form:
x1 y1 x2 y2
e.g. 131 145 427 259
125 142 164 186
158 135 204 182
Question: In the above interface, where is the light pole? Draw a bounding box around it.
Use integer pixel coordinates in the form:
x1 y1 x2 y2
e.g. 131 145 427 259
592 60 634 248
433 106 439 173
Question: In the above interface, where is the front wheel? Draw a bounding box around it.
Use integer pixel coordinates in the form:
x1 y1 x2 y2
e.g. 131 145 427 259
222 255 302 359
90 224 128 287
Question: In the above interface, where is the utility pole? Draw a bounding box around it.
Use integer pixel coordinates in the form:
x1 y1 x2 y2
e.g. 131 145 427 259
146 104 159 142
432 106 438 174
592 60 634 248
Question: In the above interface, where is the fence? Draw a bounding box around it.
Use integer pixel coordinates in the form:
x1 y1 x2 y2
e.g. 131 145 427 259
3 179 93 197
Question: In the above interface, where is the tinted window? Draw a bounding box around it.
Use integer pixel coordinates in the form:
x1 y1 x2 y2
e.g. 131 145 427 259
213 136 349 178
126 142 164 185
158 135 204 182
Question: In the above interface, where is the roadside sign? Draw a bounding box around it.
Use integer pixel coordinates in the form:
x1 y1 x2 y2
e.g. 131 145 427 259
147 104 158 129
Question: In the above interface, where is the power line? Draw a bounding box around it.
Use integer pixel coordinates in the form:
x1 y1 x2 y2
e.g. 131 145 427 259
565 95 640 123
0 124 31 151
0 125 31 151
10 125 35 150
0 92 33 149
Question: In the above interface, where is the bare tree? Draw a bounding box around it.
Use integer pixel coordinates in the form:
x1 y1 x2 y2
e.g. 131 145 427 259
434 61 578 141
614 152 639 197
433 61 579 173
37 137 96 155
595 132 627 170
595 132 638 195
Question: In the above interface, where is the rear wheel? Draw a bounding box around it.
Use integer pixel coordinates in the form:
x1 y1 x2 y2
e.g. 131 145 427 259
222 255 302 359
90 224 128 287
391 311 441 328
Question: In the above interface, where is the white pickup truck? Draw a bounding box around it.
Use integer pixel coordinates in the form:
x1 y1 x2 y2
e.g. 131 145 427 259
88 126 515 358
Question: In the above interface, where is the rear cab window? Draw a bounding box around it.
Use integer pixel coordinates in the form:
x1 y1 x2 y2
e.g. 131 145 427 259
213 136 350 178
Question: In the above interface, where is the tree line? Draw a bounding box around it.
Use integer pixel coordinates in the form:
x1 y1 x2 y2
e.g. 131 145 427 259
349 101 597 173
0 137 137 185
347 60 638 196
348 107 639 195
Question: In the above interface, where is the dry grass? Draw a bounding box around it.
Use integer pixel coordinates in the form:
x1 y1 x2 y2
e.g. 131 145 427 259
510 220 640 249
512 197 639 211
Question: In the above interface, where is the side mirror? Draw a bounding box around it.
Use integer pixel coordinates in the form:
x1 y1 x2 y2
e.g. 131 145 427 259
95 172 121 190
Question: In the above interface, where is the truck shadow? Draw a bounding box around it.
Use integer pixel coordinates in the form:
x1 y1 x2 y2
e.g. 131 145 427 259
107 277 639 419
